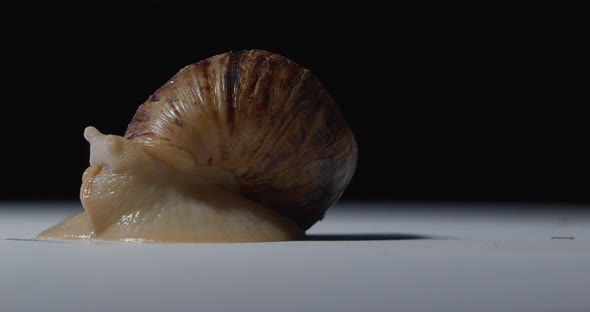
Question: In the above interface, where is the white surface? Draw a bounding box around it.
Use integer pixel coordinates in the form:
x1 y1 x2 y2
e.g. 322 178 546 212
1 202 590 312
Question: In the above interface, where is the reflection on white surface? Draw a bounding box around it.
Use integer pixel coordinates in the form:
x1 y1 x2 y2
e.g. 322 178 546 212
1 202 589 312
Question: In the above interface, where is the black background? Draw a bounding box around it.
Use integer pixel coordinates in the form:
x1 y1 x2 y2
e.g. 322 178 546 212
1 1 589 205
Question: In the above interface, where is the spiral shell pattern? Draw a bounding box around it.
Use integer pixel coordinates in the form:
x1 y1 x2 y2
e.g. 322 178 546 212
125 50 357 229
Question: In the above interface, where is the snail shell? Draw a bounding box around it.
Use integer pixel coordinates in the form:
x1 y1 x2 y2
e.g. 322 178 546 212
126 49 357 229
38 49 357 242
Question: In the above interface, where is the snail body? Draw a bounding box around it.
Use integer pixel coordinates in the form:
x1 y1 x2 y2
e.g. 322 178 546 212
38 50 357 243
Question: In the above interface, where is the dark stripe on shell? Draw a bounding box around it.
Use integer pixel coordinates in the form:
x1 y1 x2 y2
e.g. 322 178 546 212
224 50 246 131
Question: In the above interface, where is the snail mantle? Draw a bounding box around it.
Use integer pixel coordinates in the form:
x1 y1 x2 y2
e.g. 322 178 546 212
37 50 357 243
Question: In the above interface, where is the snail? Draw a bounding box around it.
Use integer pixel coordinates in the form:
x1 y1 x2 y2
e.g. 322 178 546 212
37 49 357 243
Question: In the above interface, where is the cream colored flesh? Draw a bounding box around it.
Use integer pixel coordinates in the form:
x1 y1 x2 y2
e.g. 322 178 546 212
37 127 304 243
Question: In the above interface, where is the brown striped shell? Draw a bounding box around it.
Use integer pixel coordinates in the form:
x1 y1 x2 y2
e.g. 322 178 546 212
124 49 357 230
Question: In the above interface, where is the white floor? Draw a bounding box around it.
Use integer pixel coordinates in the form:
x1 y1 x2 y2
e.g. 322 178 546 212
1 202 589 312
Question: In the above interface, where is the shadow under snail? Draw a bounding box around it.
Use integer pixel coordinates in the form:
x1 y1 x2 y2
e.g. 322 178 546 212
37 49 357 243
